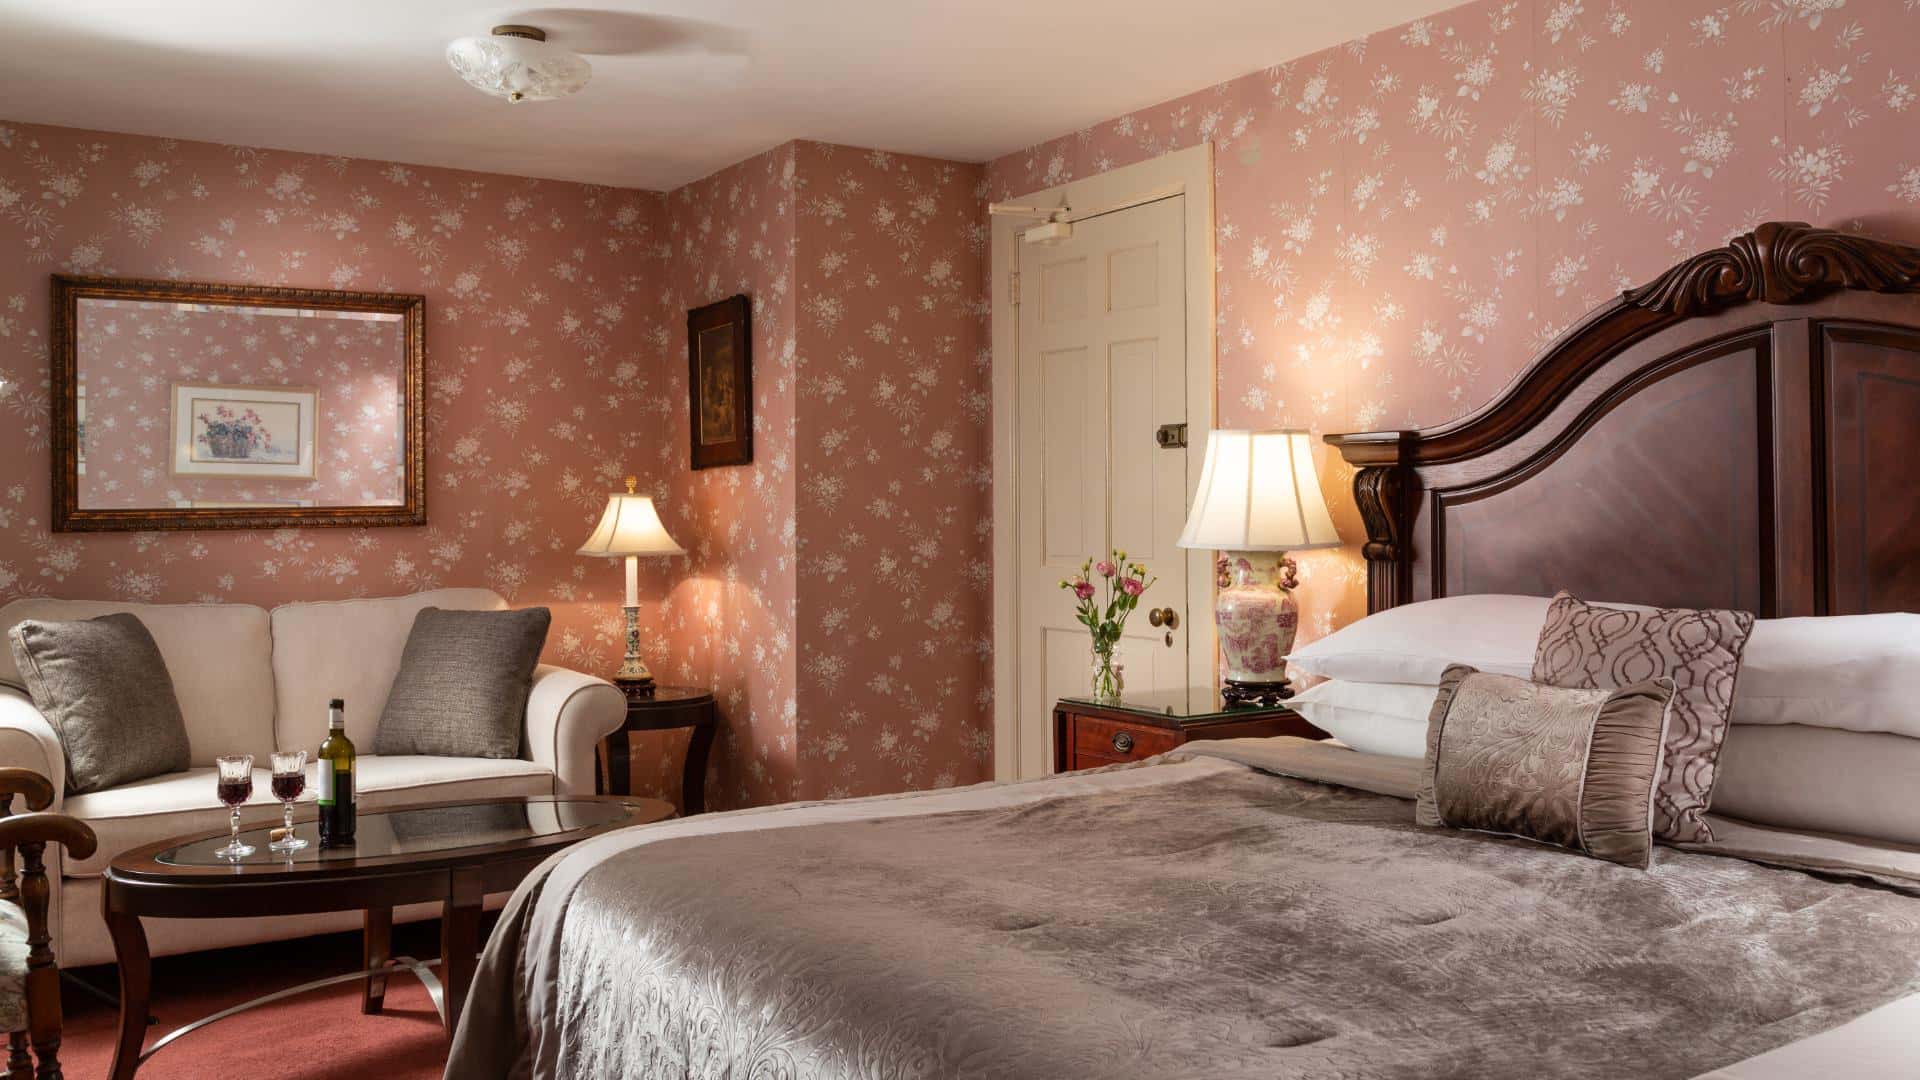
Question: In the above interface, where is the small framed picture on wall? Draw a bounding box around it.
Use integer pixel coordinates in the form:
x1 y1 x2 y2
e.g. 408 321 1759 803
687 294 752 470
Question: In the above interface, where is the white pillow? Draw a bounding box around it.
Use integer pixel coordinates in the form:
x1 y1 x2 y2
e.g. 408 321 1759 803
1288 596 1920 739
1736 614 1920 738
1285 595 1549 685
1287 679 1435 759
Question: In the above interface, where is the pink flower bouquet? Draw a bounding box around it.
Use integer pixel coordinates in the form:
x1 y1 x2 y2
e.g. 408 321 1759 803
1060 548 1156 701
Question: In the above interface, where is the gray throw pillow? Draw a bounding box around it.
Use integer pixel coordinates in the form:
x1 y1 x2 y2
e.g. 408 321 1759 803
7 613 193 794
373 606 552 760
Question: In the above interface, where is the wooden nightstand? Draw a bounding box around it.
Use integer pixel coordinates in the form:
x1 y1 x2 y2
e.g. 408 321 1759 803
599 686 718 814
1053 687 1326 773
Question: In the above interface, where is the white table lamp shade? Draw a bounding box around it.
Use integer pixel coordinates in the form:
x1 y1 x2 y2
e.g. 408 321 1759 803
578 479 683 685
1177 429 1341 551
577 490 686 558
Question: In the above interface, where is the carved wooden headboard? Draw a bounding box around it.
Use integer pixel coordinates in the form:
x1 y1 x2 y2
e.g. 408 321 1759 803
1326 222 1920 618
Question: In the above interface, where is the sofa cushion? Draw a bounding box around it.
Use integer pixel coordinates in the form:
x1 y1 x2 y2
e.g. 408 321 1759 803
271 589 508 754
60 755 556 877
61 766 285 877
8 614 193 794
0 599 274 766
375 607 552 760
353 754 553 802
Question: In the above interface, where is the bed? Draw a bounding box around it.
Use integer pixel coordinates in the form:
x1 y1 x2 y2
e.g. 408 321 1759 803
448 222 1920 1079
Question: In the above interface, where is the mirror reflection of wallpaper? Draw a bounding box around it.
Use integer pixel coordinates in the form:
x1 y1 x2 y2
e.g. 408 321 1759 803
75 300 405 509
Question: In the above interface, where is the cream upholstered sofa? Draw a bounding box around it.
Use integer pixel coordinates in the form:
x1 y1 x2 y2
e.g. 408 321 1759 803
0 588 626 967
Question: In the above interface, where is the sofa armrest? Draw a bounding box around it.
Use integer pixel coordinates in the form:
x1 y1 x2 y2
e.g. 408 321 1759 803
0 687 62 812
524 665 626 796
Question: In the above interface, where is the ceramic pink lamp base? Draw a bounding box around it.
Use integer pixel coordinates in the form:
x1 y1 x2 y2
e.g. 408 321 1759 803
1214 551 1299 707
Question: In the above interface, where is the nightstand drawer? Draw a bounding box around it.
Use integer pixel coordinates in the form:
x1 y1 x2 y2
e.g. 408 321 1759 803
1072 716 1180 763
1053 692 1326 774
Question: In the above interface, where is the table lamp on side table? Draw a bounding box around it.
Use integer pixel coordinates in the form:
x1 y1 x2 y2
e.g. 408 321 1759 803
577 476 686 696
1176 430 1342 707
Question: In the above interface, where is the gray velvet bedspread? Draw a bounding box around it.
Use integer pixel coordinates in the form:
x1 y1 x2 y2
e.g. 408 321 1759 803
461 756 1920 1079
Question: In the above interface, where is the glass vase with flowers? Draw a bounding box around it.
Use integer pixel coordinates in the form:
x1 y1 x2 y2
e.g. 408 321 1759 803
1060 549 1156 704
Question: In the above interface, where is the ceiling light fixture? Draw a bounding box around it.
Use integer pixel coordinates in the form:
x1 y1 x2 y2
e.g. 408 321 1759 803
446 25 591 103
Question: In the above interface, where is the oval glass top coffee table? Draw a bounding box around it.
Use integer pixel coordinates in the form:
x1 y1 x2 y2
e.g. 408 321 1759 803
101 794 674 1079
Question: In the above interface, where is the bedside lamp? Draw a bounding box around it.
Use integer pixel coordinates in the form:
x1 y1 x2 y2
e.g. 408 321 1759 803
577 476 686 694
1176 430 1341 706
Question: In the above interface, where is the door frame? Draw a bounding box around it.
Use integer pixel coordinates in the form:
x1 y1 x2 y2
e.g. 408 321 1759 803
990 141 1219 782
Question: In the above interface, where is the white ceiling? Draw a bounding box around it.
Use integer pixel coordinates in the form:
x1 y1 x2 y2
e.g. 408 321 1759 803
0 1 1458 191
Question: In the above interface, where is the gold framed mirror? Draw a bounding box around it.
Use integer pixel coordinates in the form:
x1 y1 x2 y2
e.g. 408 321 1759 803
50 275 426 532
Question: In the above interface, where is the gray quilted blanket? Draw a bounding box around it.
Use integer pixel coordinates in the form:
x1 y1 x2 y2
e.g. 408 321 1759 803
450 751 1920 1079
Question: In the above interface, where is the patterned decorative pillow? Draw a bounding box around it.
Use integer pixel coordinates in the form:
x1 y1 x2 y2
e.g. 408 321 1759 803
1417 664 1676 868
1531 591 1755 844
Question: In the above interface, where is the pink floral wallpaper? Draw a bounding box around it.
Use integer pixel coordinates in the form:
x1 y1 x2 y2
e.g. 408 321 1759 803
987 0 1920 645
75 299 405 508
790 142 992 799
631 141 993 808
645 144 803 810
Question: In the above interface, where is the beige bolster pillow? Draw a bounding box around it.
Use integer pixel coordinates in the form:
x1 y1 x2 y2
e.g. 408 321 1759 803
1712 724 1920 846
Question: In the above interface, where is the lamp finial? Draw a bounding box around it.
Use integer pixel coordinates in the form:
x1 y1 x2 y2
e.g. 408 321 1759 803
624 475 637 494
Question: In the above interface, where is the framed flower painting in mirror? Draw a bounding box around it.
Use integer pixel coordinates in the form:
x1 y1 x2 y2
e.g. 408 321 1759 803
169 384 319 479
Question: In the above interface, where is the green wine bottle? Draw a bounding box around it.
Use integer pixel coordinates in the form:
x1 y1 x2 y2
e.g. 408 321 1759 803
317 698 357 846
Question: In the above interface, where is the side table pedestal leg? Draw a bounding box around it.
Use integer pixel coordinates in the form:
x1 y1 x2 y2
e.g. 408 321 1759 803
683 718 716 815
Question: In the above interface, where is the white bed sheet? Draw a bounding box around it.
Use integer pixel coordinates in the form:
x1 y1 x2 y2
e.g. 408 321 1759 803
1694 994 1920 1078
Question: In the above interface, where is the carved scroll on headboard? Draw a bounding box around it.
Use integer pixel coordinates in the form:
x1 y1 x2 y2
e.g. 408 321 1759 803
1326 222 1920 618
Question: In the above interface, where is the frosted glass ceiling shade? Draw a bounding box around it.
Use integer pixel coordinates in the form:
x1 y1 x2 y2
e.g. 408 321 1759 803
1177 429 1341 552
446 26 591 104
577 489 686 557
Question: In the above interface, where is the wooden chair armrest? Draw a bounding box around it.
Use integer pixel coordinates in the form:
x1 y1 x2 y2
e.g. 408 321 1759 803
0 813 95 862
0 770 53 814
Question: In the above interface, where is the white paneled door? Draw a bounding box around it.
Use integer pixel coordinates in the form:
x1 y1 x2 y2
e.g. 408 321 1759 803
1015 195 1189 769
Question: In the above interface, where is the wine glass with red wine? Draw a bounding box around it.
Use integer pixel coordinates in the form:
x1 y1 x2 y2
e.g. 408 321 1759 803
269 750 308 852
213 754 256 860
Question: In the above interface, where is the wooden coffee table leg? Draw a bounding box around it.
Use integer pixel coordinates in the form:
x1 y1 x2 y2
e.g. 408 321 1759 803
363 906 393 1015
104 904 150 1080
440 867 484 1035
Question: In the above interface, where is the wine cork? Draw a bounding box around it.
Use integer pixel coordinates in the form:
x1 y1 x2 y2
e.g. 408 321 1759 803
270 827 295 843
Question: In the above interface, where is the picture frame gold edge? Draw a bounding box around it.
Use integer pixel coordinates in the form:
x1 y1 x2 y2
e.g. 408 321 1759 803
50 273 426 533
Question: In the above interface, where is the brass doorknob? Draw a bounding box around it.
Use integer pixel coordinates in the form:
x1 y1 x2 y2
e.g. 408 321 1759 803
1147 607 1179 630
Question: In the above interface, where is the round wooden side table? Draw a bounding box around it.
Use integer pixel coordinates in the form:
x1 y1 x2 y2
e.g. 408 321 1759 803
601 686 718 814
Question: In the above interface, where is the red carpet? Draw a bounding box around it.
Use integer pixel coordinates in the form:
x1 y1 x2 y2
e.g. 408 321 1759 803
59 918 483 1079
